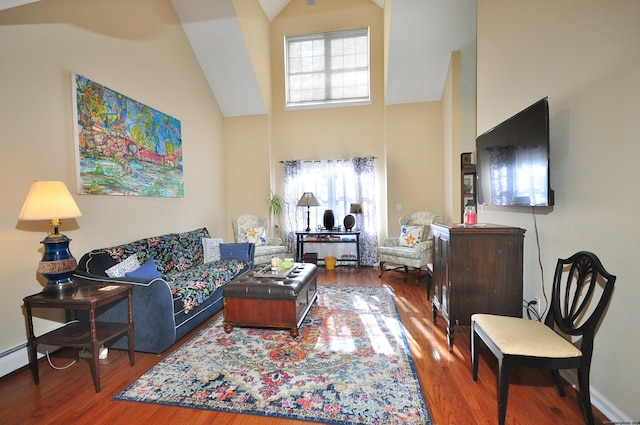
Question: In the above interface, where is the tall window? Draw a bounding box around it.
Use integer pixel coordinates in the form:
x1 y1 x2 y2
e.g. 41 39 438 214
285 27 370 108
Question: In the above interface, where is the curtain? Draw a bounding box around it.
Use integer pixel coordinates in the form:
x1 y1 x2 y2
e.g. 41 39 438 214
283 157 378 266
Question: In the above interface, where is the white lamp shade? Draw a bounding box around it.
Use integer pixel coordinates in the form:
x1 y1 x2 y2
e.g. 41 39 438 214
19 181 82 221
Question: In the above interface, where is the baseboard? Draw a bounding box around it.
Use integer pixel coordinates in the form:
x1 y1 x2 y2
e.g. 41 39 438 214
0 342 31 378
560 370 631 423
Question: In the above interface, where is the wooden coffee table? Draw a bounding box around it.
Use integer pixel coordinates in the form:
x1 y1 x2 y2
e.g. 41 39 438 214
223 263 317 337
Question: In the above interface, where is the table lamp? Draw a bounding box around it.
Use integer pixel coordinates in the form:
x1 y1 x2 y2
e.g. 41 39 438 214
297 192 320 232
19 181 82 294
349 203 363 231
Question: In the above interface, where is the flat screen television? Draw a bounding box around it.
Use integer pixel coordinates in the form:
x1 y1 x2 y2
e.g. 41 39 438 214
476 97 554 207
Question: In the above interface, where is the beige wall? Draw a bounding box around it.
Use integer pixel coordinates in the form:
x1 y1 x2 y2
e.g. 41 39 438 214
223 114 271 241
0 0 225 372
477 0 640 421
385 102 444 228
269 0 387 239
226 0 446 240
233 0 272 113
441 51 462 224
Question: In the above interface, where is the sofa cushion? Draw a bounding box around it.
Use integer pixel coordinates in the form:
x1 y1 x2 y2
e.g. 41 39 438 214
398 225 424 248
105 254 140 278
202 237 224 263
220 242 252 262
145 228 210 279
126 259 161 279
170 259 248 314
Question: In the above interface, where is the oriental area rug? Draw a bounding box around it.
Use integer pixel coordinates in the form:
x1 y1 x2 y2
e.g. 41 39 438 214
115 285 432 425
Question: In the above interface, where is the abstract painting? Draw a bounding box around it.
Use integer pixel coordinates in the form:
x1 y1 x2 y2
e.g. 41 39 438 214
72 74 183 197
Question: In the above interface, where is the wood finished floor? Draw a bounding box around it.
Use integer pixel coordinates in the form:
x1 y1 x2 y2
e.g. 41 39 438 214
0 266 609 425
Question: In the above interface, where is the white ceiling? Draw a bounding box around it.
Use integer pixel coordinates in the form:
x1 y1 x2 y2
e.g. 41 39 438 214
2 0 476 117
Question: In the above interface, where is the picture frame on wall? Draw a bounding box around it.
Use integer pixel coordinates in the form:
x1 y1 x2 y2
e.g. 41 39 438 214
71 73 184 197
464 175 473 194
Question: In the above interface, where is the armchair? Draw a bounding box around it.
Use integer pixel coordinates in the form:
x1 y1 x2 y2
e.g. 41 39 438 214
378 211 437 284
232 214 287 265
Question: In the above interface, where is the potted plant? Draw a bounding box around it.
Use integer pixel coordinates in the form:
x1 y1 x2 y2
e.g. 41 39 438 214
266 190 285 239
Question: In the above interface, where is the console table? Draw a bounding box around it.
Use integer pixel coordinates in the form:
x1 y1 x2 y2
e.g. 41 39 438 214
295 231 361 267
23 284 135 392
431 223 525 349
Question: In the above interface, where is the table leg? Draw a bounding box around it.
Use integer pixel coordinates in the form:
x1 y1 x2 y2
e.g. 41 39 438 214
25 304 39 385
89 308 101 392
127 290 135 367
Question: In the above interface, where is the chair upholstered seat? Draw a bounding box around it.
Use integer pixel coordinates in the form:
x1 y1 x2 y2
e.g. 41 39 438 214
378 242 431 262
472 314 582 358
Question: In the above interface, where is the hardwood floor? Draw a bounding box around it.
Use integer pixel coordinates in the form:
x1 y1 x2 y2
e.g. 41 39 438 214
0 267 608 425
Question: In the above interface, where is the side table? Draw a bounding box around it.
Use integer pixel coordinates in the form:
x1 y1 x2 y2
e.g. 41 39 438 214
23 284 135 392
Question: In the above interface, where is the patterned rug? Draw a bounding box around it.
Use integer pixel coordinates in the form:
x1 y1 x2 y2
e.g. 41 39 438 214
115 285 432 425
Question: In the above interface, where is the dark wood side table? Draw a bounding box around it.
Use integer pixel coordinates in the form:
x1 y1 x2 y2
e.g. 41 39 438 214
23 284 135 392
295 231 361 266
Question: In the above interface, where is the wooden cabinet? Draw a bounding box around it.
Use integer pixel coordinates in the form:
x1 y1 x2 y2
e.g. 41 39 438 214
431 223 525 349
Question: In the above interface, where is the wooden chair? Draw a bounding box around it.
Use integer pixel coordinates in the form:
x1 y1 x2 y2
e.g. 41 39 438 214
471 251 616 425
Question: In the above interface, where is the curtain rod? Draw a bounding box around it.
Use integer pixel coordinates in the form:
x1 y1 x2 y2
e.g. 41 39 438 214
279 156 377 164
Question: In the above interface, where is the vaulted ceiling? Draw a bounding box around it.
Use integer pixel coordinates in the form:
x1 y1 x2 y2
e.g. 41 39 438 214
1 0 477 117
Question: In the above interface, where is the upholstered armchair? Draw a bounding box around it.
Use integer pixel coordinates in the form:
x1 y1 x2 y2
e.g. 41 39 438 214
378 211 437 283
232 214 287 265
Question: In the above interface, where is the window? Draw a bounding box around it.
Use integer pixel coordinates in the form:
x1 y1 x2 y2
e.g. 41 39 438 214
283 158 379 266
285 27 370 108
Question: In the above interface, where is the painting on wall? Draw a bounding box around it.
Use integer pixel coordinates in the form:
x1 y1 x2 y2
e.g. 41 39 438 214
72 74 183 197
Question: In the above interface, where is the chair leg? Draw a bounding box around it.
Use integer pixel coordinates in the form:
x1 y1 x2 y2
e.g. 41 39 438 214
426 267 432 300
471 325 480 381
414 268 421 285
578 367 595 425
497 356 512 425
378 262 385 278
550 369 566 396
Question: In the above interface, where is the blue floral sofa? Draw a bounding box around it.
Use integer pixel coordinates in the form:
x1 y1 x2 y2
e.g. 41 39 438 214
73 228 254 354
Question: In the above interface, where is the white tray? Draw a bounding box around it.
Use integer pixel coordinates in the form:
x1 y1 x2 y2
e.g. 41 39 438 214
253 264 298 278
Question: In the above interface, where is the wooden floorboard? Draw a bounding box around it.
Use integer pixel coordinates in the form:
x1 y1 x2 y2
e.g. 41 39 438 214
0 266 609 424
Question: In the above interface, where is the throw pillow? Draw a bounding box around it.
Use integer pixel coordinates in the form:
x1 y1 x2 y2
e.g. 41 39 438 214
398 225 424 248
244 227 267 246
105 254 140 278
219 242 251 262
202 237 224 263
125 259 161 279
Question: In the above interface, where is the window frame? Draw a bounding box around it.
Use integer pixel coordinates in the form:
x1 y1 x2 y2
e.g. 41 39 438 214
284 27 371 110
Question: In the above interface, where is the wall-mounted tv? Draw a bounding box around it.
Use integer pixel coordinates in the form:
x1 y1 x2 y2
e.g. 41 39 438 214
476 97 554 207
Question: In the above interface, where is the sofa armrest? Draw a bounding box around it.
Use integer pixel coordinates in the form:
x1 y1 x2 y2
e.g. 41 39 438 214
72 271 177 353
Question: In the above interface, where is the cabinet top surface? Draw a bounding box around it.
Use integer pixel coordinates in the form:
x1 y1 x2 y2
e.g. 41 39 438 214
432 223 525 234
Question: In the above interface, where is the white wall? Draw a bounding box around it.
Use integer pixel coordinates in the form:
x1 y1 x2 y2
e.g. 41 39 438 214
0 0 225 374
477 0 640 421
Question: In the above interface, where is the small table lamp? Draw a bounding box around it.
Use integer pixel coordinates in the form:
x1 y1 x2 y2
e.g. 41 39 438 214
19 181 82 294
297 192 320 232
349 203 363 231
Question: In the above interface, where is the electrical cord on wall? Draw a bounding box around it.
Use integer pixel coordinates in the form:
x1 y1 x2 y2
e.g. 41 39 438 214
532 206 549 319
